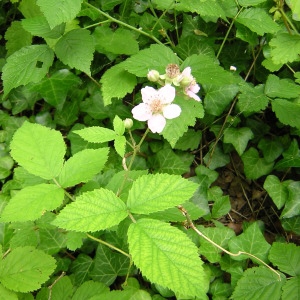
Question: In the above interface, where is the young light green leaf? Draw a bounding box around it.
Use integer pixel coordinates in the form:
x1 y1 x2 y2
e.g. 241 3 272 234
0 184 64 222
74 126 117 143
269 242 300 276
113 115 125 136
93 27 139 55
263 175 289 210
236 8 279 35
36 0 83 29
5 21 32 56
53 189 128 232
271 98 300 129
270 33 300 64
55 29 94 75
2 45 54 97
232 266 285 300
127 173 198 214
72 280 109 300
281 181 300 218
100 64 137 106
10 122 65 180
238 0 267 6
58 148 109 188
224 127 254 156
127 218 208 298
0 246 56 293
241 147 274 179
228 222 271 263
114 136 126 158
0 284 18 300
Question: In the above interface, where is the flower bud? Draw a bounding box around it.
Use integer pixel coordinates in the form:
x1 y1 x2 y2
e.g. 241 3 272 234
147 70 160 82
123 118 133 129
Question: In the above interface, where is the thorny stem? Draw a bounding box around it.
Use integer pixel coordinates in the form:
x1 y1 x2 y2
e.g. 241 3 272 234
177 205 282 280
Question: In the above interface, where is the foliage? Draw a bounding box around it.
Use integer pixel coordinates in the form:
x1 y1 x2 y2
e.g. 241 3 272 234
0 0 300 299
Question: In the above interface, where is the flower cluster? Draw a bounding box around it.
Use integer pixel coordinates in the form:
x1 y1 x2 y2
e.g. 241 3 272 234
131 64 201 133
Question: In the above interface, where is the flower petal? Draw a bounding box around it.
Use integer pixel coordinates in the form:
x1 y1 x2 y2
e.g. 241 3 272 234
181 67 191 77
132 103 152 121
148 114 166 133
141 86 157 104
157 85 176 104
186 91 201 102
163 104 181 119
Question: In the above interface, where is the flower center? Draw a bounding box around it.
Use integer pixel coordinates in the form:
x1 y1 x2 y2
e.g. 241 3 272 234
150 99 163 114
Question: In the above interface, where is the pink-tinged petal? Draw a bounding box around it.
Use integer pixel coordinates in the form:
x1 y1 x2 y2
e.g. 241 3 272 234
186 91 201 101
141 86 157 104
148 114 166 133
181 67 191 77
190 83 200 93
132 103 152 121
163 104 181 119
157 85 176 104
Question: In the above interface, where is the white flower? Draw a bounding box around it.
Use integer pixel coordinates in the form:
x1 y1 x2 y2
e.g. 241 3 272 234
131 85 181 133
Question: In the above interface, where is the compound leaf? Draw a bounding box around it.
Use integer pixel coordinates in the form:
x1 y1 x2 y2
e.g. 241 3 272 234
127 218 208 298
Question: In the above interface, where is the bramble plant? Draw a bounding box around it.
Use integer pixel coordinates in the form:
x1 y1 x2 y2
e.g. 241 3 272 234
1 0 300 299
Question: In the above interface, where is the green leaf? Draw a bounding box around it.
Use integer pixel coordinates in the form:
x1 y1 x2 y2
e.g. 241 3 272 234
94 27 139 55
236 8 279 35
2 45 54 97
44 276 73 300
265 74 300 99
223 127 253 155
286 0 300 20
162 96 204 147
127 173 198 214
30 69 81 109
74 127 117 143
90 243 130 286
113 115 125 136
270 33 300 64
36 0 83 28
282 216 300 235
208 187 231 219
241 148 274 180
21 16 65 38
198 225 235 263
275 139 300 169
5 21 32 56
127 218 208 298
58 148 109 188
0 284 18 300
10 122 65 180
0 184 64 222
123 44 180 77
271 98 300 129
258 138 284 163
269 242 300 276
203 144 230 170
53 189 128 232
114 136 126 158
0 246 56 293
228 222 271 263
238 0 267 6
204 84 239 116
232 266 285 300
70 254 93 286
55 29 94 75
100 64 137 106
282 276 300 300
281 181 300 218
72 281 109 300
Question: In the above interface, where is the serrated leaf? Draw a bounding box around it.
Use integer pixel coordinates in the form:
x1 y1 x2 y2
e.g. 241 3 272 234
100 64 137 106
228 222 271 263
232 266 285 300
53 189 128 232
282 276 300 300
74 126 117 143
55 29 94 75
0 184 64 222
123 44 180 77
286 0 300 20
36 0 83 29
0 246 56 293
114 136 126 158
0 284 18 300
269 242 300 276
31 69 81 109
271 98 300 129
270 32 300 64
58 148 109 188
90 243 130 286
2 45 54 97
94 27 139 55
162 96 204 147
281 181 300 218
238 0 267 6
224 127 253 155
10 122 65 180
72 280 109 300
236 8 279 35
263 175 289 210
127 173 198 214
241 147 274 180
127 218 207 297
5 21 32 56
113 115 125 136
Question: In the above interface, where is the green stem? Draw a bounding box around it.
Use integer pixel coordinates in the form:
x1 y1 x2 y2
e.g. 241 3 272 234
279 7 299 34
52 178 75 202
